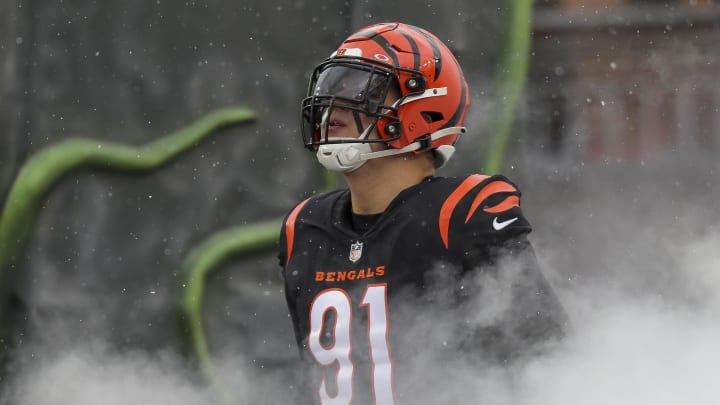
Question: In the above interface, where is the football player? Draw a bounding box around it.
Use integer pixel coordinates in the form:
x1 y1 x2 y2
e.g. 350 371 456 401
279 22 567 405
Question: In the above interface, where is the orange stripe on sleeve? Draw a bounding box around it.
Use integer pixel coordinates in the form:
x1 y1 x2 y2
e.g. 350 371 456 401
284 198 311 266
483 195 520 214
465 181 518 223
439 174 489 249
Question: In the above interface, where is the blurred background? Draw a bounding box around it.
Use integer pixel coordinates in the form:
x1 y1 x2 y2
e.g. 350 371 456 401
0 0 719 404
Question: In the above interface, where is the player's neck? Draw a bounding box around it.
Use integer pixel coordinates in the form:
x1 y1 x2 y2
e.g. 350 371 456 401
344 154 435 215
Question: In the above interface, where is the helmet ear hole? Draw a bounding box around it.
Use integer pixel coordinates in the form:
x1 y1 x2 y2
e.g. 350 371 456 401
421 111 444 123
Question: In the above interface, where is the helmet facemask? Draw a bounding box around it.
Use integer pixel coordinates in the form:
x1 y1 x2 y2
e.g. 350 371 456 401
301 60 402 150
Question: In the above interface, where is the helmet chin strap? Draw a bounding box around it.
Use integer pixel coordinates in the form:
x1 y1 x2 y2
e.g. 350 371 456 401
316 140 374 172
316 104 377 172
316 126 466 173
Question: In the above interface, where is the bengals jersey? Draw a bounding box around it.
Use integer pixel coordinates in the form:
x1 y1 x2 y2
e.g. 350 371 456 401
278 174 566 405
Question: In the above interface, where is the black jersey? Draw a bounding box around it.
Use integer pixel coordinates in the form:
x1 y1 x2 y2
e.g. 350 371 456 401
278 174 566 405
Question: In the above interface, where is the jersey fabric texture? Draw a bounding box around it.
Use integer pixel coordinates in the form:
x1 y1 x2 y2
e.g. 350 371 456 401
278 174 566 404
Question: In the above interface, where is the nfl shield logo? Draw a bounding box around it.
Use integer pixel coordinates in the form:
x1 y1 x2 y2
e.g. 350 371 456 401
349 241 363 263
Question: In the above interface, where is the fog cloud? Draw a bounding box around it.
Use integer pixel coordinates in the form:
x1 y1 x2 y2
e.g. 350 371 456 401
4 190 719 405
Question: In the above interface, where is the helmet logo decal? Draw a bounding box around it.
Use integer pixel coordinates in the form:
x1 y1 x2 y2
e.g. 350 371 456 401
373 53 390 62
335 48 363 57
349 241 363 263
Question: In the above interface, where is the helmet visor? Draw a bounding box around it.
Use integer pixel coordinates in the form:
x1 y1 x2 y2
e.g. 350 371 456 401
313 64 392 105
301 62 398 147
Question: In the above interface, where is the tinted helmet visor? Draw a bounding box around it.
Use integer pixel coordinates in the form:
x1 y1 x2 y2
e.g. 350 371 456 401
301 61 399 148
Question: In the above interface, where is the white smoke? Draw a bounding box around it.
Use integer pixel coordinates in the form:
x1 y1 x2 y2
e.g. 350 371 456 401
4 188 719 405
518 290 720 405
2 343 213 405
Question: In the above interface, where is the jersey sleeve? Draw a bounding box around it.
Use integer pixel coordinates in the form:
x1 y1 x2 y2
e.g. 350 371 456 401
448 175 568 362
278 197 312 268
463 174 530 239
462 234 568 362
277 197 313 355
278 218 288 268
437 174 530 252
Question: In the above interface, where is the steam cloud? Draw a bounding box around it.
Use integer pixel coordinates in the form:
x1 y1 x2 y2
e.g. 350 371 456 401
3 182 718 405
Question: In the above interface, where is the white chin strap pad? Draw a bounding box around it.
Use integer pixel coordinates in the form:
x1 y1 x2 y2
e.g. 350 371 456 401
433 145 456 169
316 142 373 173
316 127 466 173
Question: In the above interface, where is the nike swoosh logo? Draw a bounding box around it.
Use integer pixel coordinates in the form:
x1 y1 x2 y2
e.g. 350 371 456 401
493 217 518 231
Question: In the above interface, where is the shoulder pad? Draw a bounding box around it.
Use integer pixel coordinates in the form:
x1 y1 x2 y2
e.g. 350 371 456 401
281 197 312 267
439 174 527 248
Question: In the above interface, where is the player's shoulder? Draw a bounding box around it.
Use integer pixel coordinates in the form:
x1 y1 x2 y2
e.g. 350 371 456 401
432 173 530 245
425 173 522 201
279 190 346 267
401 174 523 214
282 189 345 226
449 173 524 215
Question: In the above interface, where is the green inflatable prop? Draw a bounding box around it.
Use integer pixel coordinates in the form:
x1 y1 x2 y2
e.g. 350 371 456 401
0 106 256 366
0 106 256 271
483 0 534 174
178 219 281 380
